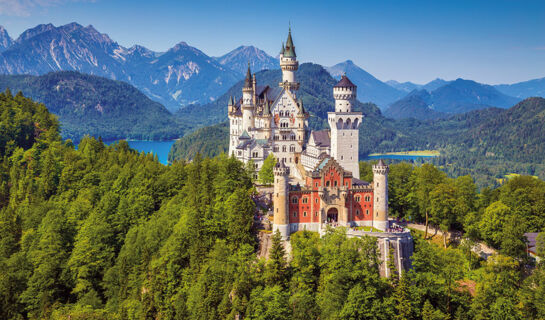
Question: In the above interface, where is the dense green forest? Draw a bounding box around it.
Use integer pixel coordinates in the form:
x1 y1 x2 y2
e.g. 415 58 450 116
1 91 545 319
0 72 187 142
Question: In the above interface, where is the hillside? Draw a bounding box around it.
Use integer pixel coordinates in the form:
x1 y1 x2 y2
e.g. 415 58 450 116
459 97 545 163
384 90 446 120
168 121 229 161
326 60 405 109
0 71 186 141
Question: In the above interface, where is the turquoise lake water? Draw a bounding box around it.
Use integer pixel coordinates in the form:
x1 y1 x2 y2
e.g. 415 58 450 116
104 140 175 165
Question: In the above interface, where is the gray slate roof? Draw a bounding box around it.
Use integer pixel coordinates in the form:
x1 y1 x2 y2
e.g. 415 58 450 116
311 130 331 147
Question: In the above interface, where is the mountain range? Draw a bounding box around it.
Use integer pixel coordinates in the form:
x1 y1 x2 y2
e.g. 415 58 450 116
384 79 521 119
1 22 544 120
0 23 279 111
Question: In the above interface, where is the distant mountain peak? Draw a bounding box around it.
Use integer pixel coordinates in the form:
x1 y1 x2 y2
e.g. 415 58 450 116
215 45 278 75
16 23 55 42
0 25 13 51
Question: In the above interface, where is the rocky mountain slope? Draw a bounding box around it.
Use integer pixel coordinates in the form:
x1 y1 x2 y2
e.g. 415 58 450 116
215 45 279 75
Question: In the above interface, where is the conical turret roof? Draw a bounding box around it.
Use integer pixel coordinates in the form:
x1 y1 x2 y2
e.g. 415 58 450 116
280 42 285 55
334 75 356 88
244 62 252 88
284 28 296 58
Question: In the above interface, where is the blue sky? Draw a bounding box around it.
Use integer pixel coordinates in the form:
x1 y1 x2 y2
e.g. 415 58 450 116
0 0 544 84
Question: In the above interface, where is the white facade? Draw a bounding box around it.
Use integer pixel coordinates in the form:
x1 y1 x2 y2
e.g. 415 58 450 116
229 30 362 181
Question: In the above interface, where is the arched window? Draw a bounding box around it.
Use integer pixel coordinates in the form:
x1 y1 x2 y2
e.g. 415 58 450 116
334 181 338 187
337 118 343 129
302 197 308 204
326 181 330 187
355 195 361 202
366 209 370 215
303 211 307 217
365 195 371 202
273 146 279 152
290 145 295 152
282 145 287 152
292 197 298 204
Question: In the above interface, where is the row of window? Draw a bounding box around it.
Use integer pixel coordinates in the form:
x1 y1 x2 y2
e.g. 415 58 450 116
291 209 371 218
273 145 296 152
273 134 297 140
290 194 371 205
354 195 372 202
292 211 319 218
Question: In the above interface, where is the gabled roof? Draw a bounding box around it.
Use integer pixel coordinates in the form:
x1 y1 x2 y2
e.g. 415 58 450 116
334 75 356 88
239 130 251 139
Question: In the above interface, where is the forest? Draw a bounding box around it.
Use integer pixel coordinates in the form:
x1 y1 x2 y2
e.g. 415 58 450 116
1 90 545 319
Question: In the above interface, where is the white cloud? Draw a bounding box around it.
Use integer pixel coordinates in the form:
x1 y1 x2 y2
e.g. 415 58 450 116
0 0 92 17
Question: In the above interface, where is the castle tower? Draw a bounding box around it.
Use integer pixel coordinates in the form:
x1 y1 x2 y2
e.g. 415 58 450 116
372 159 389 231
328 75 362 178
279 28 300 94
273 160 290 239
242 63 255 132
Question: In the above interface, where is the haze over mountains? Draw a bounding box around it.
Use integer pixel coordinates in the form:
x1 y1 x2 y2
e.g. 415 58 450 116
0 22 544 119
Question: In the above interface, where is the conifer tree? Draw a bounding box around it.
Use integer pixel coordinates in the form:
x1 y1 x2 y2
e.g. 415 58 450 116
265 230 288 286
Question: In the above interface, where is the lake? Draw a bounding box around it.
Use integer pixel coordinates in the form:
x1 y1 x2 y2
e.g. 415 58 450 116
104 140 175 165
364 154 437 161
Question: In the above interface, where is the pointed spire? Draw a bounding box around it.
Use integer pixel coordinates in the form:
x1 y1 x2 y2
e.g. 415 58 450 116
228 96 233 106
284 27 296 58
280 41 285 55
263 92 271 115
244 61 252 88
298 98 305 113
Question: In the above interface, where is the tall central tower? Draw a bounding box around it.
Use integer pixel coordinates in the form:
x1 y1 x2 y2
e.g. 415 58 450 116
328 75 363 178
279 28 300 95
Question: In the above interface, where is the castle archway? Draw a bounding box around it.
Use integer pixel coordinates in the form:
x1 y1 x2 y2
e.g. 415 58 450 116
326 207 338 223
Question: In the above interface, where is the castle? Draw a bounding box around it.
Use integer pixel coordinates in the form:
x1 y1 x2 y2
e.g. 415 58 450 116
229 29 413 276
228 29 391 239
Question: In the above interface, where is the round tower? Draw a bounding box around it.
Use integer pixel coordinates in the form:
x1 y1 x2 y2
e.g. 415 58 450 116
273 160 290 239
242 63 254 132
372 159 389 231
333 74 357 113
279 28 299 92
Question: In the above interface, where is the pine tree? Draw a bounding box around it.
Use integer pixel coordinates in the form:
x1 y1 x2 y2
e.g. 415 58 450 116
394 272 413 320
265 230 288 286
